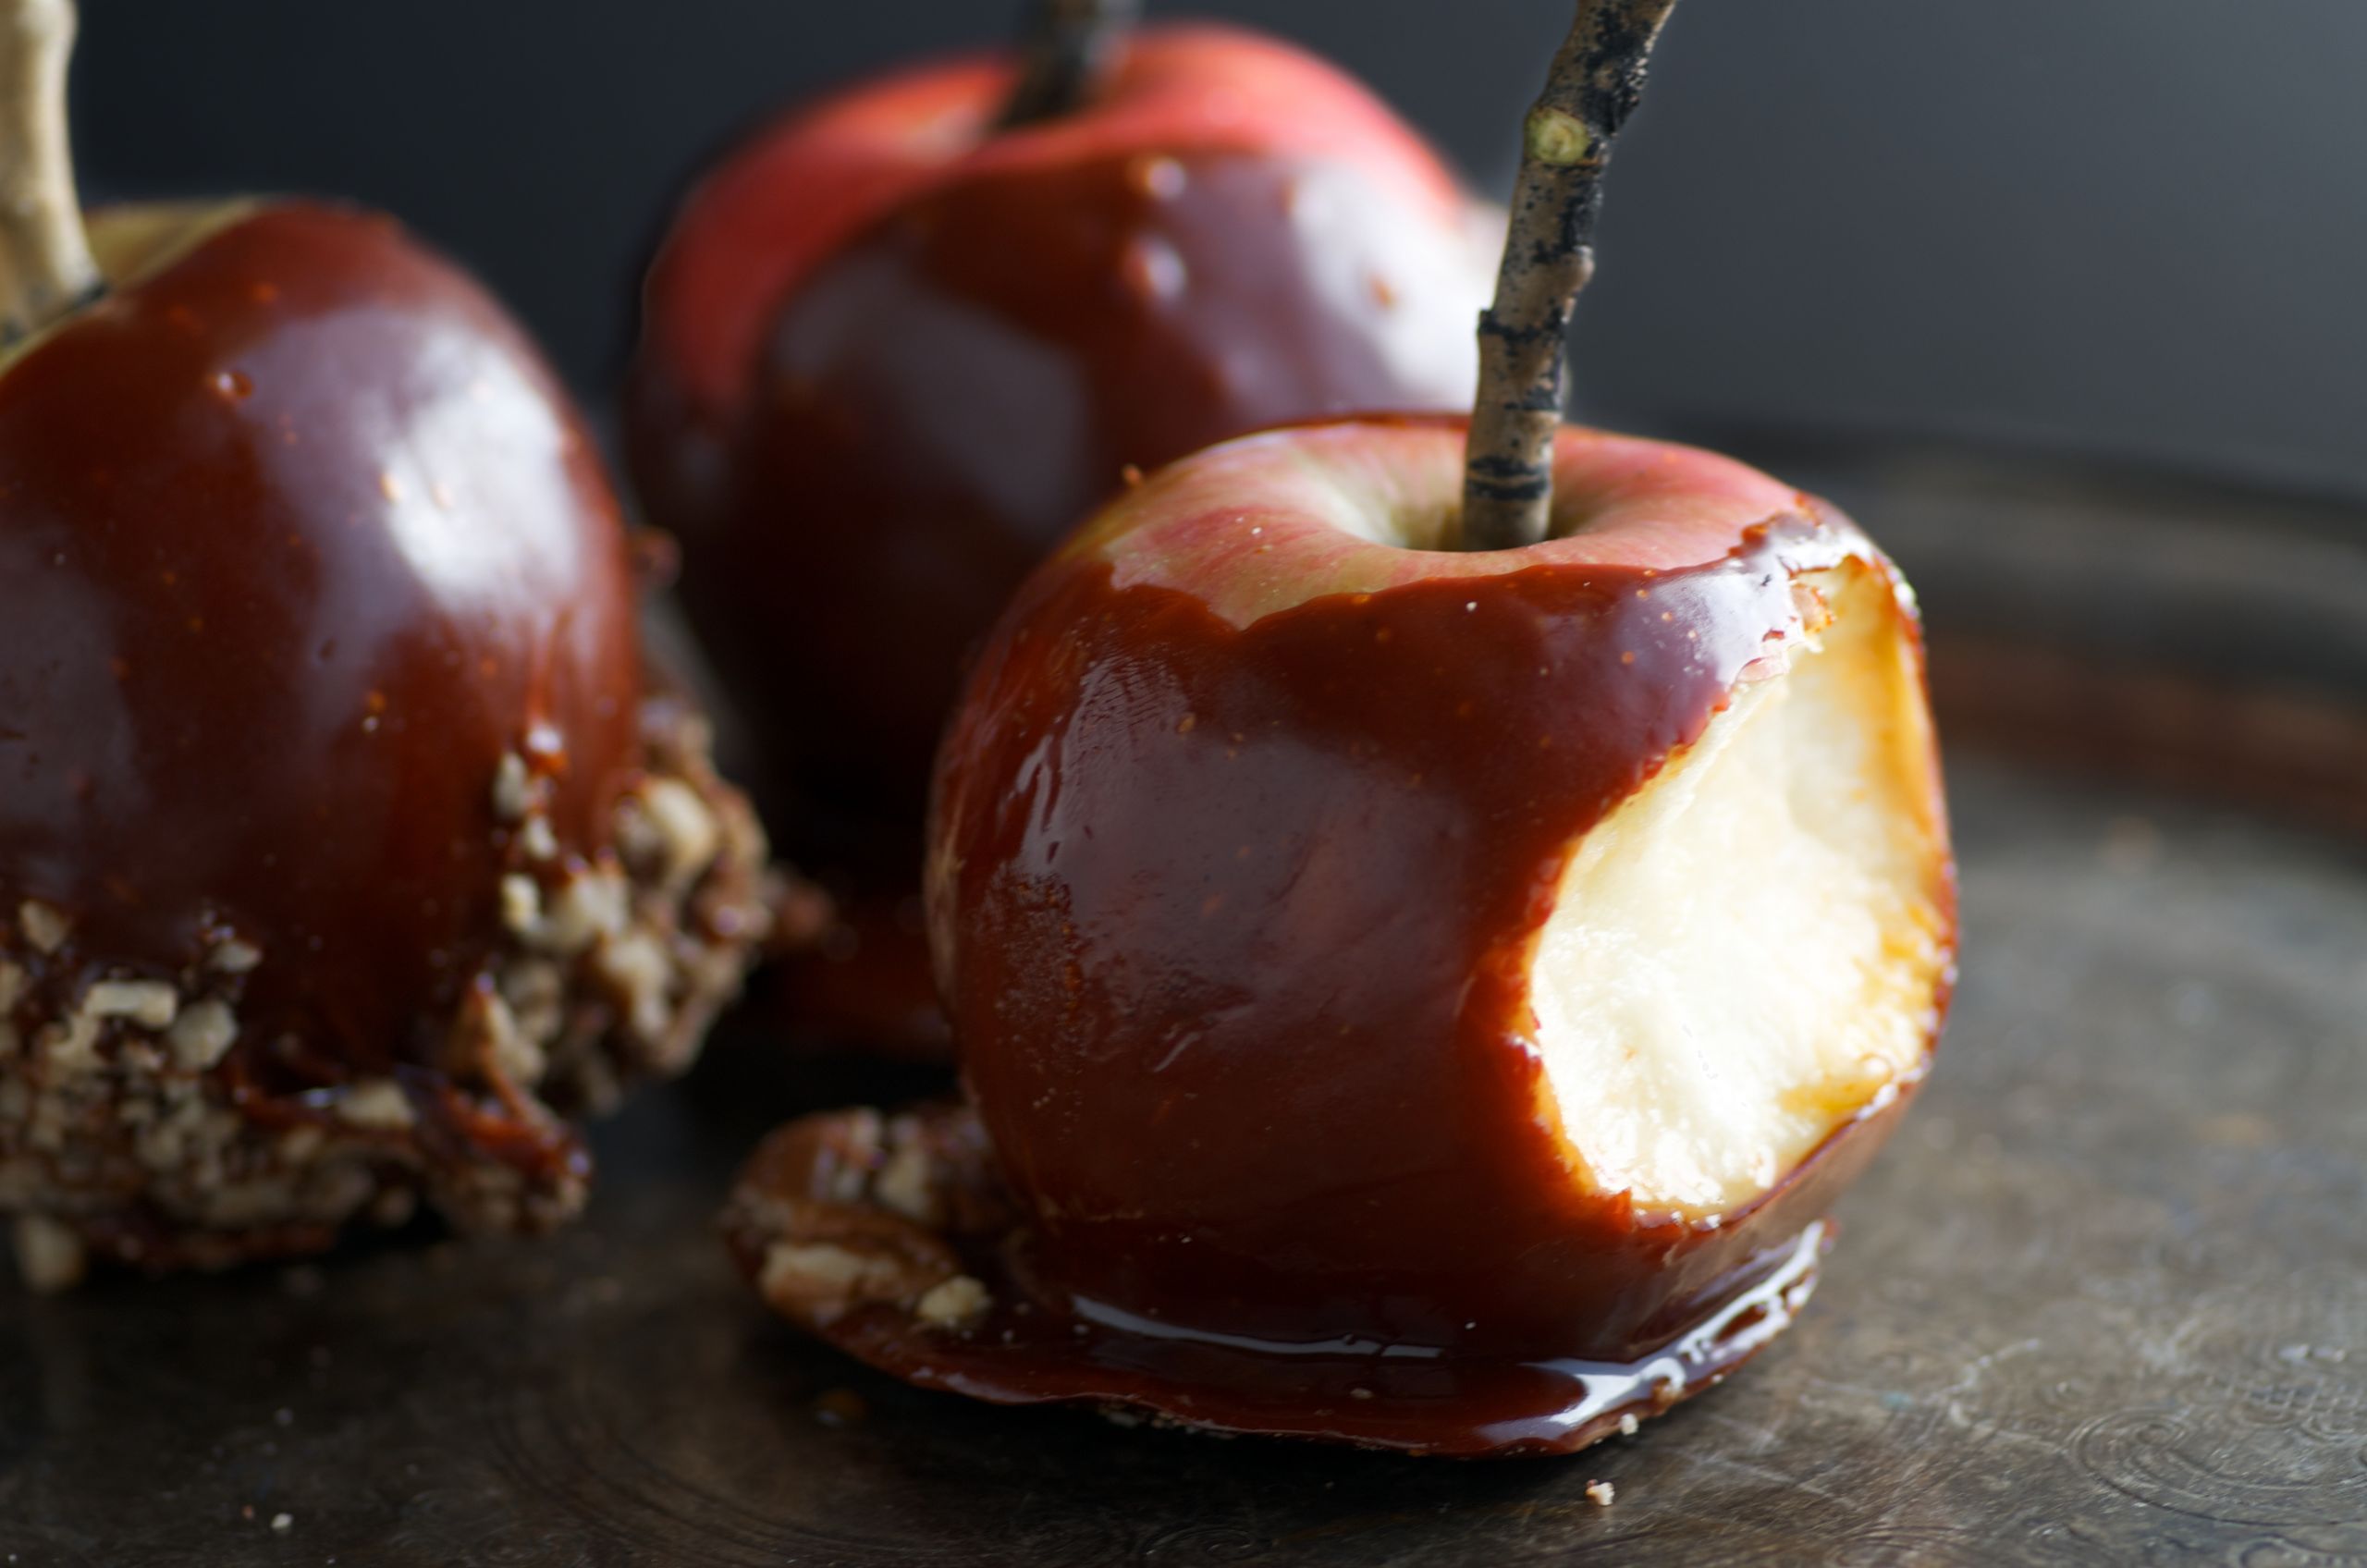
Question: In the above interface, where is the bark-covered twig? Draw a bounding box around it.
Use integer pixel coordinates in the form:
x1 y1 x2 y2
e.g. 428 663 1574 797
1462 0 1678 550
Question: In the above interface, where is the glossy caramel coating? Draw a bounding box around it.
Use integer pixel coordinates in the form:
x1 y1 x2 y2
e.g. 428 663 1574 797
725 1098 1855 1457
926 419 1952 1367
0 202 642 1082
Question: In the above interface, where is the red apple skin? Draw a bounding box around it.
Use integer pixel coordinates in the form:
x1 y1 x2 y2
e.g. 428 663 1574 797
927 417 1956 1366
0 202 640 1106
626 23 1496 828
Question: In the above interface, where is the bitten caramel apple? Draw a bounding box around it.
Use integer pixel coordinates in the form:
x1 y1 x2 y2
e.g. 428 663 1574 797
727 419 1956 1453
0 2 783 1287
628 8 1499 1049
724 0 1956 1454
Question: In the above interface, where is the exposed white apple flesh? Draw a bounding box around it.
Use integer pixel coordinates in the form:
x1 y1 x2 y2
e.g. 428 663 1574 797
1530 557 1952 1215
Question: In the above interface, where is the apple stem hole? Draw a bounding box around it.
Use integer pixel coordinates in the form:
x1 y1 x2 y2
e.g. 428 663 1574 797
0 0 97 343
996 0 1141 130
1461 0 1678 552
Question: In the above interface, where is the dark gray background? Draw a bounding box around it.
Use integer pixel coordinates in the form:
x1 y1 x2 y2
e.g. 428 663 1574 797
72 0 2367 499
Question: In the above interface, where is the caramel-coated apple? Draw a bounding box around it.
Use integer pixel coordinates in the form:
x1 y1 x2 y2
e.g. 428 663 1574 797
727 416 1956 1454
627 18 1500 833
0 3 782 1286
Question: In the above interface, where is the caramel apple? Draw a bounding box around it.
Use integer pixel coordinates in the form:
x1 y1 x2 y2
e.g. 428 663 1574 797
0 0 781 1286
627 5 1500 1046
726 0 1956 1454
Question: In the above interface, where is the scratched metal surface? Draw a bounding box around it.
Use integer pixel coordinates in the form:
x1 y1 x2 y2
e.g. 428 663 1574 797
5 449 2367 1566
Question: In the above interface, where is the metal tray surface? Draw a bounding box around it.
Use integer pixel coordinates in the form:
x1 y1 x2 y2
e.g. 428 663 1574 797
4 447 2365 1565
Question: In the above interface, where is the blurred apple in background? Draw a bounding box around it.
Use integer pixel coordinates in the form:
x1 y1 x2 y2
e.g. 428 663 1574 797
627 20 1502 1044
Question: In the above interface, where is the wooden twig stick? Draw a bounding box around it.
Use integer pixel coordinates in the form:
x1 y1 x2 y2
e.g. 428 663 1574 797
1461 0 1678 550
0 0 95 342
996 0 1141 129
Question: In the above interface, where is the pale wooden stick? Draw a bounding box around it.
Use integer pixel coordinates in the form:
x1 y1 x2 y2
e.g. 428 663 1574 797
0 0 95 342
